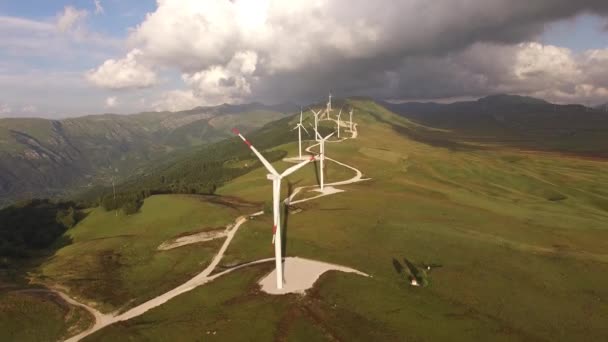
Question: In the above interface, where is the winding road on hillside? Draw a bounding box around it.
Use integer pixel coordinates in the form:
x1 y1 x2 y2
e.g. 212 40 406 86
62 118 367 341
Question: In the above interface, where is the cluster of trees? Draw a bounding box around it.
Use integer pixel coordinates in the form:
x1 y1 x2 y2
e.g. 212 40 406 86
100 191 146 215
0 199 82 258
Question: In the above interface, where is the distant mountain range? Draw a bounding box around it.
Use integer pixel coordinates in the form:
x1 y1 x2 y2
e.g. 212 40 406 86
0 103 292 206
383 94 608 157
594 103 608 111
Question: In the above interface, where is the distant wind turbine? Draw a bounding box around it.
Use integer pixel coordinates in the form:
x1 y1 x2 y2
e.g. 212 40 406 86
349 108 354 132
112 176 117 216
336 106 344 138
309 108 321 139
292 108 309 160
323 92 333 120
233 128 316 289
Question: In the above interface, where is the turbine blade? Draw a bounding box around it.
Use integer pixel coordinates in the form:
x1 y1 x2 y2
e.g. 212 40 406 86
232 128 279 176
281 155 315 178
323 131 335 140
314 128 322 140
301 125 309 135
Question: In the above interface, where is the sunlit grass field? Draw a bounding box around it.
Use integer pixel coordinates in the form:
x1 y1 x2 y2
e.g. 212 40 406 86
36 195 244 313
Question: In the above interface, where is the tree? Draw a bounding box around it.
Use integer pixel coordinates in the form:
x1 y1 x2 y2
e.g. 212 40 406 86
56 207 76 228
122 200 141 215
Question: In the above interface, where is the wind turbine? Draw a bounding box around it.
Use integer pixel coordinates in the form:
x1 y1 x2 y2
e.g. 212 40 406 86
292 108 309 160
349 108 354 132
112 176 117 216
233 128 316 290
309 108 321 139
313 128 335 191
336 106 344 138
325 92 333 120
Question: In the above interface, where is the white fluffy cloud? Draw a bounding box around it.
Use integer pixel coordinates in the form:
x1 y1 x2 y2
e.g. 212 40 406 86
153 51 259 111
182 51 257 103
0 103 11 115
87 0 608 108
105 96 118 107
21 105 37 113
56 6 88 33
94 0 104 15
153 90 202 112
86 49 158 89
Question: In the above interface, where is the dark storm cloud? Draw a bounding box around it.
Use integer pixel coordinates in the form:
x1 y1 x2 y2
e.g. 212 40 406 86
88 1 608 109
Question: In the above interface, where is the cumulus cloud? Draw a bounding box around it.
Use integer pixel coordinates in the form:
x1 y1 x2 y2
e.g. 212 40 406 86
86 49 158 89
94 0 104 15
56 6 88 33
21 105 37 113
182 50 258 104
153 90 202 112
88 0 608 107
105 96 118 107
0 103 11 115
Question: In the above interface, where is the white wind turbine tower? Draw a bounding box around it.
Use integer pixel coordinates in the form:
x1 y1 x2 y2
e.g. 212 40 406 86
292 108 309 160
111 176 117 216
326 92 333 120
349 108 354 132
314 128 335 191
233 128 316 290
336 106 344 138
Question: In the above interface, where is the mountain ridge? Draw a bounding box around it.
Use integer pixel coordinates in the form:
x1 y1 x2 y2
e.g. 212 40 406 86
0 103 290 206
382 94 608 157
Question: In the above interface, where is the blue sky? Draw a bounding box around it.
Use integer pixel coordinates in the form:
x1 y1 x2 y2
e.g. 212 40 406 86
542 14 608 52
0 0 175 117
0 0 155 36
1 1 608 118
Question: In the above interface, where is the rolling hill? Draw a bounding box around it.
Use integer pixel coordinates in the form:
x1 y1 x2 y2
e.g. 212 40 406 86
2 98 607 341
0 103 291 206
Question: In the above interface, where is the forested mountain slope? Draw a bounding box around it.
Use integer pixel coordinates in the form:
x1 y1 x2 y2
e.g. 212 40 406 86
0 103 290 206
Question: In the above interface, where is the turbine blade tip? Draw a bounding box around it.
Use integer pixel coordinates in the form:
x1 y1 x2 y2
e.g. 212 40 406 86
231 128 240 135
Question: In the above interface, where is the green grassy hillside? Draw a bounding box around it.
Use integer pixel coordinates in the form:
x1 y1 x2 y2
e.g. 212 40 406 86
0 289 92 342
84 99 608 341
3 99 608 340
35 195 251 313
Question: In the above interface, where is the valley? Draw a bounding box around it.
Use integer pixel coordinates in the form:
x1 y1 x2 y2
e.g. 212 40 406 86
0 103 290 206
